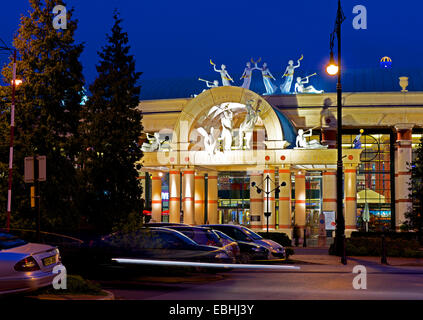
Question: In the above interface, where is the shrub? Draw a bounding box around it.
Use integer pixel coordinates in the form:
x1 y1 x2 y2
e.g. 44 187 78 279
42 274 105 295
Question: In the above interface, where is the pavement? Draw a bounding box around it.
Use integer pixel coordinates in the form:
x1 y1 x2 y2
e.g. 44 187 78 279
290 247 423 268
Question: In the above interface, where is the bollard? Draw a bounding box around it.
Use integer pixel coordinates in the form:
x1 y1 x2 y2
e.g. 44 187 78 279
381 234 388 264
303 229 307 247
341 235 347 265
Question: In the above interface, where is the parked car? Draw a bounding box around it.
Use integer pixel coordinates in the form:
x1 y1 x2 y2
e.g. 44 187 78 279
201 224 286 260
162 226 237 262
146 222 189 227
213 230 241 262
0 232 62 295
84 227 233 268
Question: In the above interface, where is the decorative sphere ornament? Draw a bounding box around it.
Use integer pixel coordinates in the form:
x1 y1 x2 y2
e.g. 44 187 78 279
380 56 392 69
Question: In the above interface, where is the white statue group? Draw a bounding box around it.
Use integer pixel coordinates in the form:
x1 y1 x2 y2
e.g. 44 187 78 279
199 56 323 96
197 99 262 155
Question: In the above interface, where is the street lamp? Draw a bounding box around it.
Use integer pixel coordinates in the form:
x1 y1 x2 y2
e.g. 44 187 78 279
251 177 286 234
0 38 21 232
326 0 347 265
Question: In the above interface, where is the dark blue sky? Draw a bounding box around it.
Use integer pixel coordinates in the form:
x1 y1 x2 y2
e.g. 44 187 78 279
1 0 422 97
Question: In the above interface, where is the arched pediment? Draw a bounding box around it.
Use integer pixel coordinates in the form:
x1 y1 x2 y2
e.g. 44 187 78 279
172 86 287 150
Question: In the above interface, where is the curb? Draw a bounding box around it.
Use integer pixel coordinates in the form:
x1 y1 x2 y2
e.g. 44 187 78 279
31 290 114 300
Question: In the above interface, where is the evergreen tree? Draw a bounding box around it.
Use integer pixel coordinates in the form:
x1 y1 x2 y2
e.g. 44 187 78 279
0 0 85 232
406 140 423 233
78 11 143 234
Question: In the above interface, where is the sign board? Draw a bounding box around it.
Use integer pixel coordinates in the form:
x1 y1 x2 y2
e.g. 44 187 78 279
323 211 336 230
37 156 46 181
24 156 46 183
24 157 34 183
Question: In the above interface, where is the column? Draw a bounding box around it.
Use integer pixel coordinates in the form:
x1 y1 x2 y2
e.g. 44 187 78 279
151 172 162 223
249 172 263 230
194 172 205 225
263 168 276 230
395 125 413 231
169 168 180 223
344 166 358 237
182 168 195 225
278 166 292 237
322 170 337 236
294 171 306 242
137 171 146 200
207 171 219 224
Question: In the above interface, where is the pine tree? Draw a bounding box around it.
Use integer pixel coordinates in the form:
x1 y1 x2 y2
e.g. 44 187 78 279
79 11 143 234
0 0 85 232
406 139 423 234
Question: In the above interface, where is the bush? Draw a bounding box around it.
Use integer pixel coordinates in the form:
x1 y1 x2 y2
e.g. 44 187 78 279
42 275 105 296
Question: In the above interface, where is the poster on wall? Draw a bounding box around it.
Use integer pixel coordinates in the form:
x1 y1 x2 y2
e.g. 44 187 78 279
323 211 336 230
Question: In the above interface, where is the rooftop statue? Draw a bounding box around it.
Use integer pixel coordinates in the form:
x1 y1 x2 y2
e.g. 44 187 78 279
294 74 324 94
210 60 234 86
141 132 171 152
238 99 262 150
353 129 364 149
256 62 277 95
220 104 234 151
281 54 303 94
295 128 328 149
240 58 260 90
141 132 161 152
197 127 218 155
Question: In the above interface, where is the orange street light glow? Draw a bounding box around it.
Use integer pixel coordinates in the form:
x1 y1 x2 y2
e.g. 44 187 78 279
11 79 22 86
326 64 339 76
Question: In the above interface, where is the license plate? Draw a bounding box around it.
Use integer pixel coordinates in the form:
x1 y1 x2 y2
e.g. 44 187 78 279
43 255 56 266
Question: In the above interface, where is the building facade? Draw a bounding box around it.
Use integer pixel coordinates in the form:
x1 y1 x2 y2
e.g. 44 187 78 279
137 85 423 239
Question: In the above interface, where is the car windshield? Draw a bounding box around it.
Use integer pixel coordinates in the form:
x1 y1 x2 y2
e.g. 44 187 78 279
175 229 221 246
240 227 263 240
0 233 28 250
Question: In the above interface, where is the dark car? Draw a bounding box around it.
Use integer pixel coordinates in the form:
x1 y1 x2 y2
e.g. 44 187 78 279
83 227 232 269
213 230 241 262
201 224 286 260
146 222 189 227
199 225 271 262
162 226 237 262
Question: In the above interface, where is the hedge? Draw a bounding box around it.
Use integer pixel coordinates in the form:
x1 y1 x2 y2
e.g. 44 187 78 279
330 237 423 258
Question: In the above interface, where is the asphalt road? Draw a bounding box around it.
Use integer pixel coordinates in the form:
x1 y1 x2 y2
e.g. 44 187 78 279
99 263 423 300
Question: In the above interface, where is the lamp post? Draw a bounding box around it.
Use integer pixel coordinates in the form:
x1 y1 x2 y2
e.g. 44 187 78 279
0 38 20 233
251 176 286 234
326 0 347 264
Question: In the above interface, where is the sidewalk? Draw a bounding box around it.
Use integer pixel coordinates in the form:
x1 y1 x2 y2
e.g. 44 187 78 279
291 247 423 267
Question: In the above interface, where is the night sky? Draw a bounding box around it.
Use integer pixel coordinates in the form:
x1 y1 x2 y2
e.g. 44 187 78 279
1 0 422 98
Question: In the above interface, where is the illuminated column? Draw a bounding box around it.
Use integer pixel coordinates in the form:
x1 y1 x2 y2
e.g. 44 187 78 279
395 125 413 231
169 168 180 223
194 172 205 225
322 170 337 227
207 171 219 224
250 172 263 230
182 168 195 225
278 166 292 237
263 168 276 230
137 171 146 200
294 171 306 242
151 172 162 222
344 166 358 237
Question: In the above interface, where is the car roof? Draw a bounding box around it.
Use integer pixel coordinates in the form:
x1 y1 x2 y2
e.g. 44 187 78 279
165 226 212 231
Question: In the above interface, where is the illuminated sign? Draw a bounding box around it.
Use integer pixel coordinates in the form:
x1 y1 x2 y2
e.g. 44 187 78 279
380 56 392 69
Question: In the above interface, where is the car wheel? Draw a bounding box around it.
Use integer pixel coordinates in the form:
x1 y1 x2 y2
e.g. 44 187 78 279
239 254 251 264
